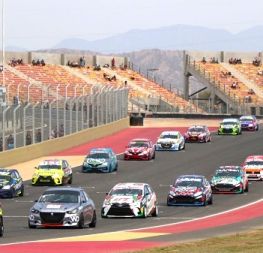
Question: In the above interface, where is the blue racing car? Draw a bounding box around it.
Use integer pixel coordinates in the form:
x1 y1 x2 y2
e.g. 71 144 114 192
82 148 118 173
0 168 24 198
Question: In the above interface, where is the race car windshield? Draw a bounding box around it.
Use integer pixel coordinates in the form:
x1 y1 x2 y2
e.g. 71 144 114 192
39 191 80 203
175 180 202 187
110 188 143 196
129 142 149 148
189 128 204 132
38 165 61 170
0 175 11 181
240 118 253 122
215 170 240 177
222 122 237 125
160 134 178 139
246 161 263 166
88 153 109 159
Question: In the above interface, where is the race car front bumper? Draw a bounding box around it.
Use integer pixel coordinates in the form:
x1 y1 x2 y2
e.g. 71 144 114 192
155 143 182 151
211 183 243 193
0 189 13 198
167 194 206 206
101 203 144 217
82 165 110 173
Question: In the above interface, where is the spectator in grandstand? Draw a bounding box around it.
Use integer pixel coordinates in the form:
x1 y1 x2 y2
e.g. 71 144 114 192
210 57 218 64
111 58 115 68
79 56 85 67
58 124 64 137
65 103 69 110
93 65 101 71
40 59 45 66
103 63 110 68
248 88 255 95
244 95 252 103
257 70 263 76
0 65 3 72
124 80 128 86
6 134 14 150
26 131 32 145
50 128 57 139
35 129 41 143
231 82 238 89
0 137 2 151
253 57 261 67
201 57 206 63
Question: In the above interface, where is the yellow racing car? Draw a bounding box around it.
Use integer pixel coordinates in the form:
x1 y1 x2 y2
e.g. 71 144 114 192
32 159 73 186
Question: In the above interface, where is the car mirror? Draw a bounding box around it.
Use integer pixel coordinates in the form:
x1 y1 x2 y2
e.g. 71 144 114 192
34 166 38 169
34 199 38 202
105 192 109 196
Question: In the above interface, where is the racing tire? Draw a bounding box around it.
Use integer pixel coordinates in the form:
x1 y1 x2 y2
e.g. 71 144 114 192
28 221 36 229
208 195 213 205
152 205 158 217
202 196 207 206
0 217 3 237
240 183 244 194
142 206 148 218
10 188 15 198
152 152 156 160
256 125 259 131
68 175 73 185
167 197 172 206
108 165 112 173
244 183 249 192
181 143 185 150
89 211 97 228
115 163 118 171
78 214 85 229
19 185 24 197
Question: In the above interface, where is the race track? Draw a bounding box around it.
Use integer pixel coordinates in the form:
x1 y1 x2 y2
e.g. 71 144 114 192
1 127 263 247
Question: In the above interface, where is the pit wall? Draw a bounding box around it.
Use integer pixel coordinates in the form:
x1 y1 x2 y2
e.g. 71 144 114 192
0 117 129 167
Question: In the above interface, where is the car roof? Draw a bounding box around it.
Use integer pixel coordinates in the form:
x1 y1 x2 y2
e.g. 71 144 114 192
160 131 180 135
90 148 113 153
0 168 17 175
222 118 239 122
130 138 151 142
44 187 83 193
177 175 205 180
245 155 263 161
218 166 241 171
189 125 206 128
39 159 63 165
240 115 255 119
113 182 147 190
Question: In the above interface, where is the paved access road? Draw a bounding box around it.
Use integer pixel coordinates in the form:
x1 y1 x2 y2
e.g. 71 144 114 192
1 128 263 244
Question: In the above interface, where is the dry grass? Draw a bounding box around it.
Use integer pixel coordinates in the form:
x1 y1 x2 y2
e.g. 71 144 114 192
134 230 263 253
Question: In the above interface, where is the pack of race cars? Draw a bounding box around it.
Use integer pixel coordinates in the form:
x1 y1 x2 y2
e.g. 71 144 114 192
0 115 262 235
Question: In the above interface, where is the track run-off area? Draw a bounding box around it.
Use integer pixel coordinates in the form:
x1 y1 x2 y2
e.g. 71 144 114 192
1 119 263 253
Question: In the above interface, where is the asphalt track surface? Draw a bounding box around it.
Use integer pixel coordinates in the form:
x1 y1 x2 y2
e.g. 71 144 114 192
1 128 263 245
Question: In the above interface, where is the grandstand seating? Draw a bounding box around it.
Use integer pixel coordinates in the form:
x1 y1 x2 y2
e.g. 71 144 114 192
196 62 263 104
230 63 263 91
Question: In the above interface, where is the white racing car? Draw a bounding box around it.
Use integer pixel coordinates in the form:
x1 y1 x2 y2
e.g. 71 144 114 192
155 131 185 151
101 182 158 218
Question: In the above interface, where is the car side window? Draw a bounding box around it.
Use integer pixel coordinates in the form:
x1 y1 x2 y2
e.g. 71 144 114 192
80 191 87 203
14 171 20 179
144 186 150 196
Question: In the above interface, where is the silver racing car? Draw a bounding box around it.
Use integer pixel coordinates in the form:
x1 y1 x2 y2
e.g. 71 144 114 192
28 187 96 228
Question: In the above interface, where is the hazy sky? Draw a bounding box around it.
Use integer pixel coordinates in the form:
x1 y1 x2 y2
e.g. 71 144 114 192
1 0 263 50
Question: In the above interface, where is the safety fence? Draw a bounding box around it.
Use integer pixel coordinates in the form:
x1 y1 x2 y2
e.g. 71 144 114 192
0 87 129 151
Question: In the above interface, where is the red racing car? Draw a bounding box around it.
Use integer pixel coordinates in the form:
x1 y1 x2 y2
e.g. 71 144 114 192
124 138 155 160
184 125 211 143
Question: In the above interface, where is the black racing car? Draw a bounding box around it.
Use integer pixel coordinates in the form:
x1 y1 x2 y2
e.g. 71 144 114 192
0 169 24 198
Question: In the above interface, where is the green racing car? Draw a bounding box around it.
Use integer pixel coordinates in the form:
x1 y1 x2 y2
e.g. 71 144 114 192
218 118 242 135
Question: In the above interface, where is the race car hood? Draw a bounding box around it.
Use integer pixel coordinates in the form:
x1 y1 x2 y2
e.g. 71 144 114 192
85 158 108 166
33 202 79 212
34 169 63 177
157 138 180 144
173 186 200 196
187 131 203 136
126 147 149 154
241 121 253 125
0 179 10 188
211 176 240 185
106 195 140 205
221 123 237 129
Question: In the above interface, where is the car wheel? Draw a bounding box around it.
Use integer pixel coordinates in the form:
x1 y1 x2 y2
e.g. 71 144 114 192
142 206 148 218
182 143 185 150
240 183 244 194
115 163 118 171
10 188 15 198
28 220 36 229
78 214 85 229
152 152 155 160
244 182 249 192
151 205 158 217
108 165 112 173
68 175 73 184
0 217 3 237
89 211 97 228
208 195 213 205
19 185 24 197
202 196 207 206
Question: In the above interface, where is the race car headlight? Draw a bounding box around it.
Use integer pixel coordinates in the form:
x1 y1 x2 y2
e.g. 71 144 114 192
102 162 108 166
169 191 175 197
67 208 78 214
248 123 253 127
52 173 60 178
2 185 11 190
234 182 241 187
31 208 40 214
103 200 111 206
194 192 203 197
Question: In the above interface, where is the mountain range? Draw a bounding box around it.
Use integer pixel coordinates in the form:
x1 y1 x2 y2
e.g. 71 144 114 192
52 24 263 53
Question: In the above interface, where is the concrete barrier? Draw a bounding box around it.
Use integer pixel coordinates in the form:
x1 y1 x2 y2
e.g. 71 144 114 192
0 117 129 167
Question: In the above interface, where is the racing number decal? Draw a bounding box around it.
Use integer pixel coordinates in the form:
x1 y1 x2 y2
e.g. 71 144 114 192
70 215 79 222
